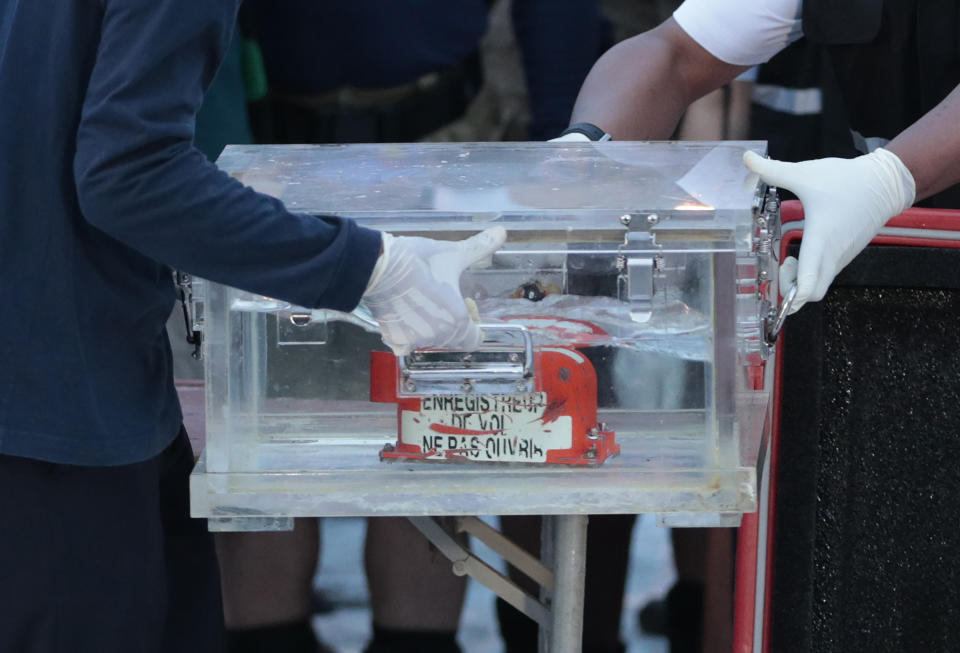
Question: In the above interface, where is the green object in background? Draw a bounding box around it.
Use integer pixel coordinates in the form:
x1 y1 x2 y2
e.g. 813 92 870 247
241 38 269 102
194 29 253 161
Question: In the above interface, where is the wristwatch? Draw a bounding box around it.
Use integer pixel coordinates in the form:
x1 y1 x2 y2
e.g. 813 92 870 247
558 122 612 142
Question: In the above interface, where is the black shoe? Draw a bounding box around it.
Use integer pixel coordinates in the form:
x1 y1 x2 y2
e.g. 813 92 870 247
666 581 704 653
311 587 337 615
637 582 705 653
638 596 668 636
225 620 335 653
363 626 461 653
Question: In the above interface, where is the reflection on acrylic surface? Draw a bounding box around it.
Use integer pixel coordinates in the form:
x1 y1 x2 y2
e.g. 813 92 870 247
232 291 711 362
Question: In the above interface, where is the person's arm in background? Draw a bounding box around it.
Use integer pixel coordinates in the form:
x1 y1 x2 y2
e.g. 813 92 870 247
568 0 959 314
511 0 602 140
887 83 960 202
569 18 750 140
73 0 379 312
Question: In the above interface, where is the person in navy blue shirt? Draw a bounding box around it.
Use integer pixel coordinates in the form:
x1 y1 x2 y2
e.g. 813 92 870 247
242 0 600 142
0 1 502 651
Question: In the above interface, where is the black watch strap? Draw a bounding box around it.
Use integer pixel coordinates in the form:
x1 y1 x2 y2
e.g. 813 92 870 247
559 122 612 142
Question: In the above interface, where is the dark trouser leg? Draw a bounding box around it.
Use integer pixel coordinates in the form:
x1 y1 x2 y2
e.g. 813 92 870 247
497 514 637 653
159 430 225 652
0 428 223 653
216 519 322 653
363 517 465 653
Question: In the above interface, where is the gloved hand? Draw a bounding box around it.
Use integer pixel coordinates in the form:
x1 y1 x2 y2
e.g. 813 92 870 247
744 148 915 314
361 227 507 355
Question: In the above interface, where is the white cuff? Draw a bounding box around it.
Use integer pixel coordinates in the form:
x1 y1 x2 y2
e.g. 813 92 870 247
364 231 393 295
549 132 592 143
871 148 916 216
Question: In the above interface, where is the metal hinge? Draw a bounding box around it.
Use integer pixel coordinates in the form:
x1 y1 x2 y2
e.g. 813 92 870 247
752 186 796 351
754 187 780 287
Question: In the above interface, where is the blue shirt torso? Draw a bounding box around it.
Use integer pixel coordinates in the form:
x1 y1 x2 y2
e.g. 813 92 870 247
0 0 380 465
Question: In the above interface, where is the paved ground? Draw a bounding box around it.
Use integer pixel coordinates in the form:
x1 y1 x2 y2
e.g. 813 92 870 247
311 516 674 653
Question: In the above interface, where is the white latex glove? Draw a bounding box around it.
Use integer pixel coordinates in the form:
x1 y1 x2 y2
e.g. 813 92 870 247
744 148 915 313
361 227 507 355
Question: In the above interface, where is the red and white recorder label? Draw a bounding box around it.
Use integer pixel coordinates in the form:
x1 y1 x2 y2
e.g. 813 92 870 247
400 392 573 463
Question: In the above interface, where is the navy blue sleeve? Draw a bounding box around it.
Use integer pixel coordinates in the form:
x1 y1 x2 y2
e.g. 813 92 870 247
73 0 380 312
512 0 601 140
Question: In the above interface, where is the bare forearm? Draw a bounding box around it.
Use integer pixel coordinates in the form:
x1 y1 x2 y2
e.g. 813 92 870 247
887 83 960 202
570 19 749 140
571 26 688 139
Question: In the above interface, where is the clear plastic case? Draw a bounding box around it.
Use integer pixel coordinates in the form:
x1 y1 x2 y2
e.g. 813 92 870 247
189 142 780 529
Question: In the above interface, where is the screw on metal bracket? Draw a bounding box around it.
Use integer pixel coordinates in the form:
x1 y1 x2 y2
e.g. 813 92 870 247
508 352 520 363
619 214 632 226
452 560 468 576
404 379 417 392
515 381 527 392
461 381 473 394
646 213 660 225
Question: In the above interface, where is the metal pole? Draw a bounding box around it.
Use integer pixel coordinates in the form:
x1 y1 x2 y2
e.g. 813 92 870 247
539 516 555 653
549 514 589 653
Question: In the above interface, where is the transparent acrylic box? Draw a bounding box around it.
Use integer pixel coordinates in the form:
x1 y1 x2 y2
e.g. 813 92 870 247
189 142 780 530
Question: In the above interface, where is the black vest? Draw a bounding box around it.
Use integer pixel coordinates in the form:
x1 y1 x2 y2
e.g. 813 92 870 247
803 0 960 206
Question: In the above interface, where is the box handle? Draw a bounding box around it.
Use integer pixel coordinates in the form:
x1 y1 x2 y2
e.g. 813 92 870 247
764 284 797 346
397 324 535 394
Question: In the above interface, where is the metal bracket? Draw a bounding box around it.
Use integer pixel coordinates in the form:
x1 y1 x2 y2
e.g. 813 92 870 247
408 514 589 653
408 516 553 628
276 310 330 346
456 516 554 591
207 516 294 532
657 512 743 528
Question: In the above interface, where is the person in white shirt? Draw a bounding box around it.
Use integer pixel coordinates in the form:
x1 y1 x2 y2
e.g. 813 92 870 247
569 0 960 313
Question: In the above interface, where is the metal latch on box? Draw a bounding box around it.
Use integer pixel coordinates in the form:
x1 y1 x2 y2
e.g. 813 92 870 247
751 187 797 349
174 270 203 360
617 231 661 321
